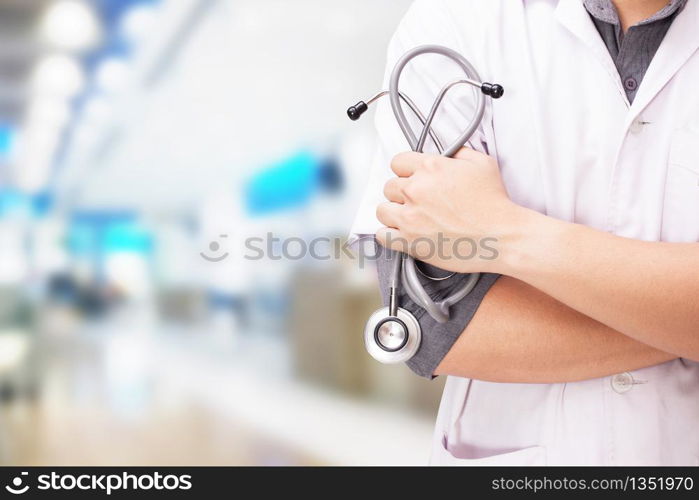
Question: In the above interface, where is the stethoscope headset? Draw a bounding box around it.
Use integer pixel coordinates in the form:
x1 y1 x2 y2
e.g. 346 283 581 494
347 45 503 364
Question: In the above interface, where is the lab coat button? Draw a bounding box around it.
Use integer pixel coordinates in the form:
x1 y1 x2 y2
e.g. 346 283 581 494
611 372 634 394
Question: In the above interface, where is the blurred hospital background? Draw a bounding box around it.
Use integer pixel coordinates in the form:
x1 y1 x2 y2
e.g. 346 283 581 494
0 0 445 465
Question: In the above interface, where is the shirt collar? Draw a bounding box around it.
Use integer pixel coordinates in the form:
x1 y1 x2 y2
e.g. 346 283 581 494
583 0 688 26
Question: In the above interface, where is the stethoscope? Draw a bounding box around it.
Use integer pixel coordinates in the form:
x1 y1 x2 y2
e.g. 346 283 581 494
347 45 503 364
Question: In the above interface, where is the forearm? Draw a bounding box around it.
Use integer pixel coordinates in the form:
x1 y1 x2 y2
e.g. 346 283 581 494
501 210 699 360
435 276 676 382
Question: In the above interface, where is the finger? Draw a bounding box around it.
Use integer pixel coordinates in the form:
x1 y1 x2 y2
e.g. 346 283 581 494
383 177 410 203
376 201 403 229
390 151 423 177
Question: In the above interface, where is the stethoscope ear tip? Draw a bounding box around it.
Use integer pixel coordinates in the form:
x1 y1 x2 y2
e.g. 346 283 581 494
481 82 504 99
347 101 368 120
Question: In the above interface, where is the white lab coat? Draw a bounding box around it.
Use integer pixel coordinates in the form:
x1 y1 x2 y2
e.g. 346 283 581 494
350 0 699 465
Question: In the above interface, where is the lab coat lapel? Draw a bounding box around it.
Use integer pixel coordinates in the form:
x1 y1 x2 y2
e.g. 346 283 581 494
554 0 627 104
628 0 699 119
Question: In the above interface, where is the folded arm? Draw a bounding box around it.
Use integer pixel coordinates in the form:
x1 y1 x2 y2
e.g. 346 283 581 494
434 276 675 382
375 148 699 376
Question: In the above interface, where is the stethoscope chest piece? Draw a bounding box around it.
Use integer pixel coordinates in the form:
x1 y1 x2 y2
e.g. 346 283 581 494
364 306 421 364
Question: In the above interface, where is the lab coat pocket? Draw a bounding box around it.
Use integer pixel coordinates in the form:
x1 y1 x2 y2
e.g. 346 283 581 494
662 129 699 242
432 435 546 466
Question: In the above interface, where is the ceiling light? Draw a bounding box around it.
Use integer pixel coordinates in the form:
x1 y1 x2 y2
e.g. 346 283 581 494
32 54 85 98
39 0 102 51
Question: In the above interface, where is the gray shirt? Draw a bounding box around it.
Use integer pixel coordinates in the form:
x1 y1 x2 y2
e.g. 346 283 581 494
584 0 687 102
377 0 685 378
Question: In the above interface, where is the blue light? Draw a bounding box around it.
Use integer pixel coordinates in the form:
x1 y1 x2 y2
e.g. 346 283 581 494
67 221 99 257
68 211 153 256
103 221 153 253
31 192 54 217
244 151 320 215
0 125 16 158
0 189 26 217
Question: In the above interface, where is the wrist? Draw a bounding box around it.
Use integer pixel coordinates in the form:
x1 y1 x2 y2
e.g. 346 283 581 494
497 205 569 279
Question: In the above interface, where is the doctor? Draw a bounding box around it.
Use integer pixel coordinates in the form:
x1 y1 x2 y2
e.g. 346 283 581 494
350 0 699 465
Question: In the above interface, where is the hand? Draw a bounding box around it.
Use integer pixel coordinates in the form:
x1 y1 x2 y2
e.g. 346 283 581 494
375 147 527 274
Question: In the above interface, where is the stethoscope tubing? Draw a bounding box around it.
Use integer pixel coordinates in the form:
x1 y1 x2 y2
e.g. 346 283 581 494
387 44 484 323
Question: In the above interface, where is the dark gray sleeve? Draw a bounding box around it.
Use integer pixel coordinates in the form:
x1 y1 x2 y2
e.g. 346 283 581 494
374 240 500 379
